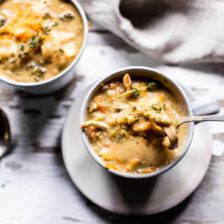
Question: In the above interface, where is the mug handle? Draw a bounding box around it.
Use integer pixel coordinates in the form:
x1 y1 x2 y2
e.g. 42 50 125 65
191 98 220 116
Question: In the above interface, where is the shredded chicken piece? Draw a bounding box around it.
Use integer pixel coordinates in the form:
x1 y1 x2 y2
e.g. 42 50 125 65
81 120 109 130
164 126 178 149
123 73 132 91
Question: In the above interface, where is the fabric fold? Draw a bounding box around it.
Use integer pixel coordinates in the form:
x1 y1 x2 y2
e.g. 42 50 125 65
80 0 224 64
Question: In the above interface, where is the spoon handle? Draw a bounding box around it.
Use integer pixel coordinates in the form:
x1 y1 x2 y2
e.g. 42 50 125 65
179 114 224 126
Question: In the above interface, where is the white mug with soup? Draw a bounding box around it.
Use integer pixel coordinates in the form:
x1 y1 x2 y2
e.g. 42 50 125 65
80 66 219 179
0 0 88 94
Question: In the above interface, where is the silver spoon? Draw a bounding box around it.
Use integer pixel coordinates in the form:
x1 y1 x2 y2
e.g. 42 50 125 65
164 114 224 149
0 108 11 158
178 114 224 126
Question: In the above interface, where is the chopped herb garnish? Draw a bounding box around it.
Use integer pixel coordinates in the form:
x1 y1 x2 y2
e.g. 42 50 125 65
42 26 51 34
131 88 140 98
147 81 159 90
20 45 24 51
52 22 59 27
30 64 47 80
59 48 64 53
151 103 165 112
42 22 58 35
0 17 6 27
59 11 74 22
29 35 42 49
43 12 51 20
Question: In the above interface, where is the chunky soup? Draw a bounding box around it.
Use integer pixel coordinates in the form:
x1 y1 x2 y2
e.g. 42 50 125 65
0 0 84 82
82 74 187 174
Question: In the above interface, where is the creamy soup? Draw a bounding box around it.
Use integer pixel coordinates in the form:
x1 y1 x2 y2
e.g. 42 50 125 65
82 73 187 174
0 0 84 82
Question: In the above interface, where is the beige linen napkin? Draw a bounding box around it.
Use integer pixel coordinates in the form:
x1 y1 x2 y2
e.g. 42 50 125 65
79 0 224 64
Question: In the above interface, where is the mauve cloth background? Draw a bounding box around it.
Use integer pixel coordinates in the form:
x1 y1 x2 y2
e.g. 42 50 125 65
79 0 224 64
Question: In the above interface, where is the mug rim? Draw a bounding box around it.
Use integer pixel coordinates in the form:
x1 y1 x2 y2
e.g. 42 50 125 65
0 0 88 88
80 66 194 179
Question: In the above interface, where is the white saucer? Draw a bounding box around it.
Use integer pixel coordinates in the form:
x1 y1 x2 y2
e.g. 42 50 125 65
62 89 212 215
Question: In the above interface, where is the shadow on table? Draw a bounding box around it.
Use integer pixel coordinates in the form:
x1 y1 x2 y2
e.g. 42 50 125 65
109 174 158 213
60 157 189 223
61 164 193 223
85 190 192 223
12 73 84 154
63 167 193 223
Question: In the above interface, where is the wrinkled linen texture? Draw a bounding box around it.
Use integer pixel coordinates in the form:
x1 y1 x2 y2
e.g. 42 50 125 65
79 0 224 64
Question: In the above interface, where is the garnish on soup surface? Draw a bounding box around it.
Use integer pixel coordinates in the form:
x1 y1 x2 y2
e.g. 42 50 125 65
0 0 84 82
82 74 187 174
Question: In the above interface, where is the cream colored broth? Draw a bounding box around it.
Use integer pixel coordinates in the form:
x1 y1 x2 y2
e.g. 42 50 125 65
0 0 84 82
82 74 187 174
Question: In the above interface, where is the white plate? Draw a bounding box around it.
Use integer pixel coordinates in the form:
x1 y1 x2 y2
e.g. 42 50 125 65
62 89 212 215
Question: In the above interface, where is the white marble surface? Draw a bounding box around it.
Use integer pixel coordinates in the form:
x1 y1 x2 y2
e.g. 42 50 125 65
0 28 224 223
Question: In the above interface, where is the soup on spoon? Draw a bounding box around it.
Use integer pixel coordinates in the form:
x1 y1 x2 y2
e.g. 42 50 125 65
82 73 187 174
